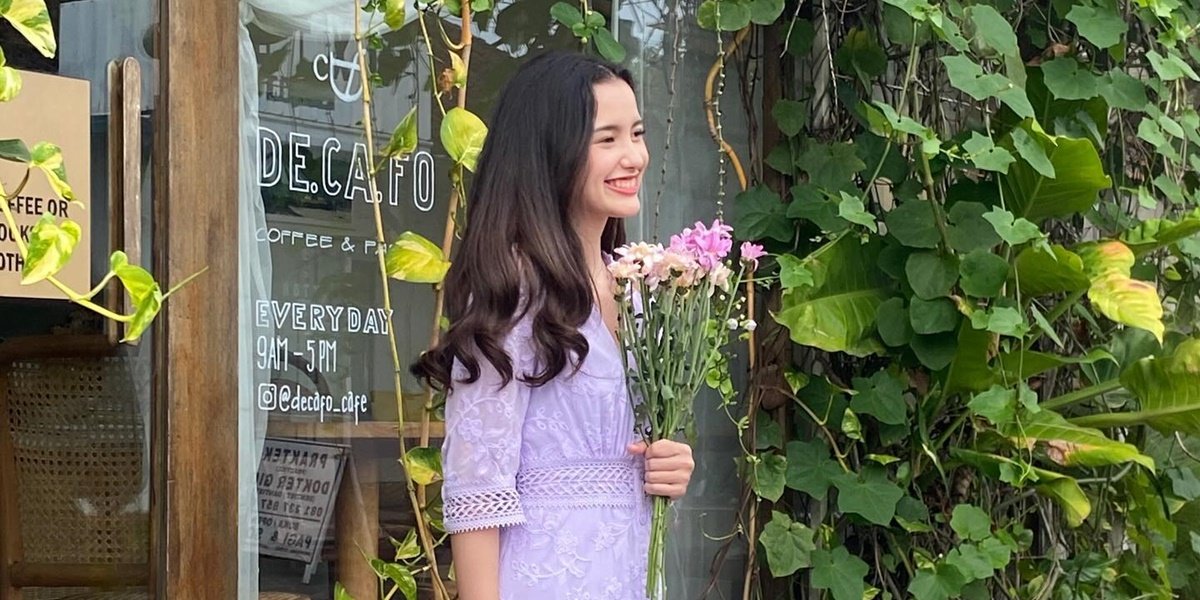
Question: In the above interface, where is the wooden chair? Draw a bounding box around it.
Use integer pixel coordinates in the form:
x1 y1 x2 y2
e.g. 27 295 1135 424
0 336 310 600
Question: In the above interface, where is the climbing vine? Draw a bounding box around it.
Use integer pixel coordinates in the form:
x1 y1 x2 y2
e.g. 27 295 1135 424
707 0 1200 597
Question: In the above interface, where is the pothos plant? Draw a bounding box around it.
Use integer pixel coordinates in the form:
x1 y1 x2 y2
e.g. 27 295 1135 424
0 0 198 341
698 0 1200 598
338 1 631 599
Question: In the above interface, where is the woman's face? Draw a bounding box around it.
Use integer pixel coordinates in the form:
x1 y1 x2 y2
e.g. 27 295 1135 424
575 78 648 223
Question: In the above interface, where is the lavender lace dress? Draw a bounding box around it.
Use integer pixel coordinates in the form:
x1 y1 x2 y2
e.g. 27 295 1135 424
441 306 652 600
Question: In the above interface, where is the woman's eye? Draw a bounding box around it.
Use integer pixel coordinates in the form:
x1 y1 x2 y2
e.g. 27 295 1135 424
633 129 646 138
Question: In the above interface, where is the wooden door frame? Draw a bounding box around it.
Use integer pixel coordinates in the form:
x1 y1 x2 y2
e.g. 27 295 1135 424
153 0 241 597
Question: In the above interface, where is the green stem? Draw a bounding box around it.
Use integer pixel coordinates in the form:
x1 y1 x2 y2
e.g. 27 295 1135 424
918 151 951 251
1069 411 1144 429
1041 378 1123 411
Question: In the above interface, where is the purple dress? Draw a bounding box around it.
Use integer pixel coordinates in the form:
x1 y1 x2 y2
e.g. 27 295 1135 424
441 305 652 600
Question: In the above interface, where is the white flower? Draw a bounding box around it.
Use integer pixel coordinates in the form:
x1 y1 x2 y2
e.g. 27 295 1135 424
608 258 641 280
743 319 758 332
615 242 663 261
707 263 733 291
727 318 739 330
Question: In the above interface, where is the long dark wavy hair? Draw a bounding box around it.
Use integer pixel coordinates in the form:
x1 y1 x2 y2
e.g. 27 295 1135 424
411 51 634 391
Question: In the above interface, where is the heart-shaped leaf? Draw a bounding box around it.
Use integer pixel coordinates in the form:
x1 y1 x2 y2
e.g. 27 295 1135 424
775 235 888 356
2 0 56 58
20 214 80 284
439 107 487 172
29 142 74 201
381 105 419 159
385 231 451 284
759 511 816 577
402 446 443 485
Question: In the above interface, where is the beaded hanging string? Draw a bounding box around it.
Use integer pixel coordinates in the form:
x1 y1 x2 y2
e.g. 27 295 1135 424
651 0 684 240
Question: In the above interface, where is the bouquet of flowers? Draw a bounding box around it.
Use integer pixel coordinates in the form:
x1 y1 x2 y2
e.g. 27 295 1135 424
608 219 764 599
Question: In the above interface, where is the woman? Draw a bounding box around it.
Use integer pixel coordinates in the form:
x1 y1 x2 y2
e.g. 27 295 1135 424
412 51 696 599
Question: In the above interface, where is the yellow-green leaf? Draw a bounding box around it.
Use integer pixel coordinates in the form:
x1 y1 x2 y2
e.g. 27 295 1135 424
448 51 467 89
20 214 80 284
383 0 406 29
402 446 442 485
334 582 356 600
1088 273 1164 342
389 529 421 561
1077 241 1164 342
1117 338 1200 435
0 48 22 102
1078 240 1134 279
1006 410 1155 469
439 107 487 172
385 231 450 284
381 105 419 159
29 142 74 201
110 251 164 342
2 0 56 58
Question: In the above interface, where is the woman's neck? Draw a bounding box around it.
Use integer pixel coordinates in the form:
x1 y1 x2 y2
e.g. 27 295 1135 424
573 215 608 280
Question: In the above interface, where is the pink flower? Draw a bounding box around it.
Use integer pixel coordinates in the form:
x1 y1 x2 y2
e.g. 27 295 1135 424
739 242 766 268
669 220 734 270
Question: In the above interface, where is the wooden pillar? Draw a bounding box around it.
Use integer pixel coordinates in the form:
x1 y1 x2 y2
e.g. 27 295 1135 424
155 0 240 597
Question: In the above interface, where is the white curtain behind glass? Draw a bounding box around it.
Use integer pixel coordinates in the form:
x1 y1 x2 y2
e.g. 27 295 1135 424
237 2 416 597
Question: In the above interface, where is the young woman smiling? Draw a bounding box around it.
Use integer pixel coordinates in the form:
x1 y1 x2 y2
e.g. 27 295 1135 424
412 52 695 599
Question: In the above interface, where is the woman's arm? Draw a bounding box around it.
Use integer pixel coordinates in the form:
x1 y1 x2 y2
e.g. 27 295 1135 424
450 529 501 600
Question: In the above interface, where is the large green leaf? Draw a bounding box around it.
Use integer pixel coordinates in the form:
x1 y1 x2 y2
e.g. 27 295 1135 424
1112 339 1200 436
996 348 1115 380
1066 3 1126 48
759 511 816 577
1013 244 1090 297
1007 410 1155 469
785 439 843 497
752 452 787 501
439 107 487 172
774 235 888 356
1 0 55 58
1000 120 1111 223
810 546 869 600
735 185 793 242
1121 208 1200 255
385 231 451 284
832 467 904 525
945 322 996 395
849 371 906 425
20 214 80 284
953 449 1091 527
1078 241 1164 342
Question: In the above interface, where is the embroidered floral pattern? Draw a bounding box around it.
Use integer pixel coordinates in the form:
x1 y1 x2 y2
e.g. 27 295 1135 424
442 307 653 599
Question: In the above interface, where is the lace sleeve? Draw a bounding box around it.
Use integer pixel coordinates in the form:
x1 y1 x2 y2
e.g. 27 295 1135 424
440 320 534 534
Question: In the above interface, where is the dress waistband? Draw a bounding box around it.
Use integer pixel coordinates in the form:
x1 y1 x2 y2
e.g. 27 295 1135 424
516 458 643 510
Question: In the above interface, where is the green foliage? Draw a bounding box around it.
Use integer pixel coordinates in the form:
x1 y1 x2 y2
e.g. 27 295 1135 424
550 2 626 62
0 1 189 342
728 0 1200 597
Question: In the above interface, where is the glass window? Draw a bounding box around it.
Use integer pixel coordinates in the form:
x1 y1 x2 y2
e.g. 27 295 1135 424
1 1 158 598
238 3 577 598
237 2 753 598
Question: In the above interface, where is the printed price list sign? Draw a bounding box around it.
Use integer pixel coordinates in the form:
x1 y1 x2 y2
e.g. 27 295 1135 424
257 437 348 567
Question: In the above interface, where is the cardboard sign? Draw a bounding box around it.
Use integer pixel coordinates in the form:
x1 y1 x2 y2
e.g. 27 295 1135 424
0 70 92 299
257 437 348 570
